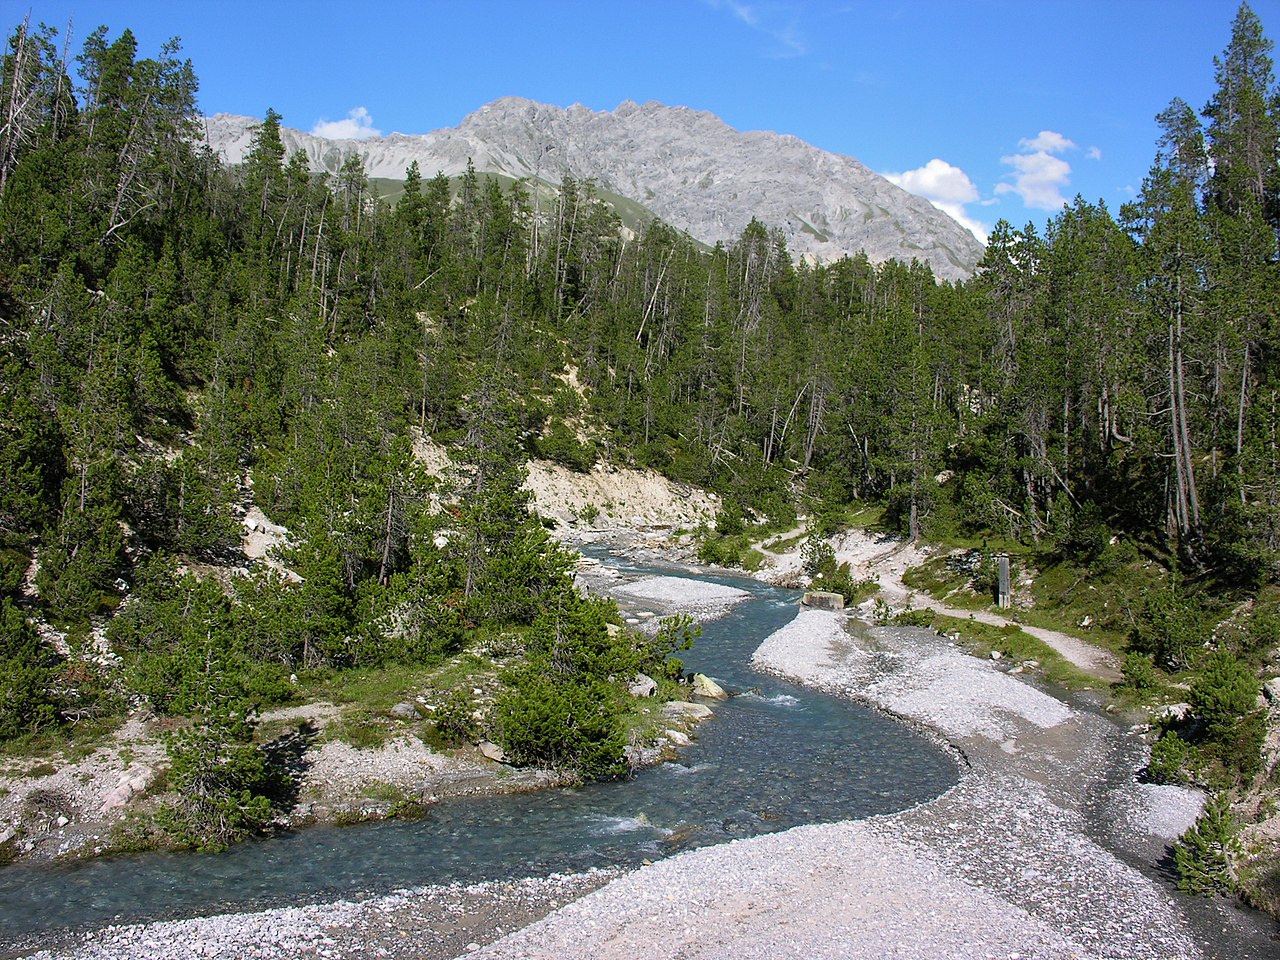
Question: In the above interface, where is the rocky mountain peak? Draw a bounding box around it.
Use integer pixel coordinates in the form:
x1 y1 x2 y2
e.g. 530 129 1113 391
203 98 985 280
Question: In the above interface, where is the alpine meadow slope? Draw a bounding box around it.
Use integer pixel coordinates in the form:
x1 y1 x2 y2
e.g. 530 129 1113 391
201 97 986 281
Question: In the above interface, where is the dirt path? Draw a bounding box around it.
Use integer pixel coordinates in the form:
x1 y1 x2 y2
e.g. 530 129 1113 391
834 529 1124 684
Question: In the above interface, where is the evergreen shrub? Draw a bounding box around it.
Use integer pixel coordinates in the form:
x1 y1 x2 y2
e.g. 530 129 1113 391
1174 793 1241 896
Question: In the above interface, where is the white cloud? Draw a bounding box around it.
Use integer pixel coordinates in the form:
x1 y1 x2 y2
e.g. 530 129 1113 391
1018 130 1076 154
1086 145 1102 161
998 130 1076 211
887 158 978 204
311 107 381 140
886 158 989 243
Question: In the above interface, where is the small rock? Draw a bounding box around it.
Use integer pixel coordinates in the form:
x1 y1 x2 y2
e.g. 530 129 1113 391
629 673 658 698
989 650 1003 661
665 729 692 747
478 740 506 763
1263 677 1280 704
389 702 420 721
691 673 728 700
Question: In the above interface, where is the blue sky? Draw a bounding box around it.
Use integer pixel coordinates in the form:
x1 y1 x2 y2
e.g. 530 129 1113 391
5 0 1277 242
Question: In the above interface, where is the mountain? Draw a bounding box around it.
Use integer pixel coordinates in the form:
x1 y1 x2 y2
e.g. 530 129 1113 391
201 97 985 281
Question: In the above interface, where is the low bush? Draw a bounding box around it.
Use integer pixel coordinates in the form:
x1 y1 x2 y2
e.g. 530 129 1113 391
432 688 479 746
1120 652 1163 693
161 719 290 851
1146 730 1190 785
1174 793 1242 896
494 670 627 781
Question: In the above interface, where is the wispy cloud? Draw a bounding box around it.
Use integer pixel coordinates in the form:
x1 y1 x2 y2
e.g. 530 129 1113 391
996 129 1076 211
707 0 807 58
311 107 381 140
886 158 989 243
1086 145 1102 161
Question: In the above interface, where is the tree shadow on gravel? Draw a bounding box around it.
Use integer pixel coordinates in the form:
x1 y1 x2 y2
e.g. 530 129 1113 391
1153 843 1181 885
261 721 319 811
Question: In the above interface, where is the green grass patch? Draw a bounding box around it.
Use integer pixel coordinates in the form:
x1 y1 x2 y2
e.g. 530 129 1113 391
298 654 495 710
903 538 1162 663
324 711 396 750
0 711 126 762
764 531 806 553
1021 547 1160 657
360 780 411 803
616 677 686 741
930 613 1099 690
806 502 885 537
901 554 989 609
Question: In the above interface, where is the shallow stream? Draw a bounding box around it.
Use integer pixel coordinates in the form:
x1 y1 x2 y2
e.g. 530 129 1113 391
0 549 959 942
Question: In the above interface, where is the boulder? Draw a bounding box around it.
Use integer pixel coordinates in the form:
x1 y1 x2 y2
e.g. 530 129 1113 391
662 700 713 720
389 701 420 721
629 673 658 698
99 765 158 814
478 740 506 763
802 590 845 611
665 729 692 747
691 673 728 700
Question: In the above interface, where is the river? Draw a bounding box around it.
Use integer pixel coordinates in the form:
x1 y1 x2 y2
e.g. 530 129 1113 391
0 549 959 944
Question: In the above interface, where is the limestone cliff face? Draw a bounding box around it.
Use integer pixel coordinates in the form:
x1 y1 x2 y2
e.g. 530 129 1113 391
202 97 984 281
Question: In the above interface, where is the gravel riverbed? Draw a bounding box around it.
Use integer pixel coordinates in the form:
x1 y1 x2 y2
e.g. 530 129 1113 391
11 579 1280 960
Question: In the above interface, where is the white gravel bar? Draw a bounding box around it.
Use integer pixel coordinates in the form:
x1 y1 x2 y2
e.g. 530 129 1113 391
610 575 749 620
470 823 1092 960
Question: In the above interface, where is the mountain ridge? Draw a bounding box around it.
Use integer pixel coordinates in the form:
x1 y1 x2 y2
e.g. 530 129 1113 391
201 97 985 281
